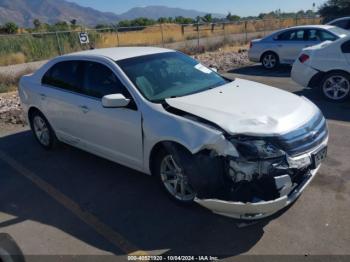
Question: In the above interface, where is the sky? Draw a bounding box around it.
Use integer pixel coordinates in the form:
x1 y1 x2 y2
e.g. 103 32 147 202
71 0 327 16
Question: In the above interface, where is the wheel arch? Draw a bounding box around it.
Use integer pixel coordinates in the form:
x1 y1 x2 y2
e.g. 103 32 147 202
28 106 42 120
148 140 193 176
309 69 350 88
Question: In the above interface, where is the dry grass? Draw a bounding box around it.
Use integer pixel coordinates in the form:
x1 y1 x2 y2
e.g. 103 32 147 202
0 52 26 66
0 68 33 93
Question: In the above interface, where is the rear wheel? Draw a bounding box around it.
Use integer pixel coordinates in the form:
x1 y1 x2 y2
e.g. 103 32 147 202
155 149 196 203
321 72 350 102
29 110 57 150
261 52 279 70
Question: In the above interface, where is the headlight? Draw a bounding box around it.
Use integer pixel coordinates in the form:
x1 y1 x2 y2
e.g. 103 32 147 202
233 139 285 160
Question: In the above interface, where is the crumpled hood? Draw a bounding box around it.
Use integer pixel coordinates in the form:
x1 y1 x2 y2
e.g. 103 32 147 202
166 78 320 136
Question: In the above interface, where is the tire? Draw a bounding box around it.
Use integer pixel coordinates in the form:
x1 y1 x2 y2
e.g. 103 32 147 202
29 110 57 150
154 147 196 204
261 52 279 70
0 233 25 262
320 71 350 102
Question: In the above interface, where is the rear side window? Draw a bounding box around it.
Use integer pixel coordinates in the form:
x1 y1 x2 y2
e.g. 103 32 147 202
42 61 83 93
341 40 350 53
83 62 129 99
277 30 305 41
331 19 350 30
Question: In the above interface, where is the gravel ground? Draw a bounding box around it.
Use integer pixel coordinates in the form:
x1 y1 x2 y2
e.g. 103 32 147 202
195 49 251 72
0 92 25 125
0 50 250 126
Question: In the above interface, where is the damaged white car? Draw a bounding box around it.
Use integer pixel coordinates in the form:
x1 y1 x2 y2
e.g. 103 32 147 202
19 47 328 220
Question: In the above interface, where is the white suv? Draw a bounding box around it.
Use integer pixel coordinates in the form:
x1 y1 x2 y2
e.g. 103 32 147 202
292 36 350 102
19 47 328 220
327 17 350 30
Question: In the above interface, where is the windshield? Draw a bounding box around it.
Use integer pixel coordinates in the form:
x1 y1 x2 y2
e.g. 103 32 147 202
116 52 228 102
328 26 349 37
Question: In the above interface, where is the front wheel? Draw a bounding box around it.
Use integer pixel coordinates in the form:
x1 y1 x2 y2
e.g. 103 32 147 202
155 149 196 203
321 72 350 102
261 52 279 70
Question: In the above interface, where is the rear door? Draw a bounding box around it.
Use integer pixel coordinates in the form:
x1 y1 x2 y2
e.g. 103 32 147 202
275 29 308 64
41 60 88 145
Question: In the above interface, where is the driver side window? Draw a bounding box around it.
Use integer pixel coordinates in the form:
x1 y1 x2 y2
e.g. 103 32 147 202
83 62 130 99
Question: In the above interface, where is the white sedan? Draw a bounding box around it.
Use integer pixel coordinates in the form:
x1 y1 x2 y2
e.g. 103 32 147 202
292 36 350 102
19 47 328 220
248 25 348 69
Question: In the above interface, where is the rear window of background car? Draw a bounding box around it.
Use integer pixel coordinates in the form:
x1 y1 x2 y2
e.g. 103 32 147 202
331 19 350 30
307 29 337 41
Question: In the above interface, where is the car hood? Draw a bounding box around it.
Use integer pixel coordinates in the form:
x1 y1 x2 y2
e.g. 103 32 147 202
165 78 320 136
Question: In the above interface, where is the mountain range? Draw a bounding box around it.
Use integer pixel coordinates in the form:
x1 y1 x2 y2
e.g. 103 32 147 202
0 0 224 27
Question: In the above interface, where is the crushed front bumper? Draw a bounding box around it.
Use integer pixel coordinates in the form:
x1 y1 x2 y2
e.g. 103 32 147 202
195 165 319 220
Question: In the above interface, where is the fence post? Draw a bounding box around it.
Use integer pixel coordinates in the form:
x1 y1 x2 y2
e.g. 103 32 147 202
223 23 226 42
197 22 200 52
279 18 282 29
244 21 248 43
116 26 120 47
263 19 266 36
160 24 164 47
55 32 62 55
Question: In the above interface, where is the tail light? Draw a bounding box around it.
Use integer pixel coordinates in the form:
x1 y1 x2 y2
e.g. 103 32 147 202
249 41 253 48
298 54 310 63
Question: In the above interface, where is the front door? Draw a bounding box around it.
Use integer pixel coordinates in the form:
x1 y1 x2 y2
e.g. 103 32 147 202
76 61 143 170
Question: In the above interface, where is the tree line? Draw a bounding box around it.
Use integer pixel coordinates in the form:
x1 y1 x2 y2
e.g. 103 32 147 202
0 0 348 34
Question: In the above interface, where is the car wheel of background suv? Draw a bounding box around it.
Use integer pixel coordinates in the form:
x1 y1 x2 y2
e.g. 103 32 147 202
261 52 279 70
29 110 58 150
321 71 350 102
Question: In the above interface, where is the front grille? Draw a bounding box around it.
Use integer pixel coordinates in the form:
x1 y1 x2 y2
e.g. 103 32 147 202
273 112 328 156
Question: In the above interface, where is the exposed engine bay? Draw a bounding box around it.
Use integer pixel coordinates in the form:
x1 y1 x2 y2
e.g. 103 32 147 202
181 145 316 204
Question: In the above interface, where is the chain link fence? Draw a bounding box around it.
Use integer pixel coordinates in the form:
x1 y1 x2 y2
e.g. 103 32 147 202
0 17 321 66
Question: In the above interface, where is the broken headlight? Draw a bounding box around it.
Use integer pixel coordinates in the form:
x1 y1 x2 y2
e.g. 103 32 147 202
233 139 285 160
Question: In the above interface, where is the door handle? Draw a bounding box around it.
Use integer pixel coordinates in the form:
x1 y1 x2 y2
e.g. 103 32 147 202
278 44 283 47
79 105 90 113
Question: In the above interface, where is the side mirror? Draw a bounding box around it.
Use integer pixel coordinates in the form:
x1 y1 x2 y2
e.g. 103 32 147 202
102 94 130 108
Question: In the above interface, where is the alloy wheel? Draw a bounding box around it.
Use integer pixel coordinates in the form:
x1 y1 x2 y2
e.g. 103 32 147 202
323 75 350 101
160 155 196 201
263 54 277 69
33 115 50 146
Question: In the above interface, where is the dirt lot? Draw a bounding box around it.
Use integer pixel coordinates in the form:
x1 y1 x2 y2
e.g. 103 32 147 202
0 65 350 261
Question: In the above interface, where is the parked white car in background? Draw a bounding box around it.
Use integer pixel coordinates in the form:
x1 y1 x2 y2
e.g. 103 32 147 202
249 25 348 69
19 47 328 220
327 17 350 30
292 36 350 102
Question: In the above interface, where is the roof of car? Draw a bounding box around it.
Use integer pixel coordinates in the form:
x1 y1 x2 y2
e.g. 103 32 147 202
67 47 175 61
288 25 336 30
328 17 350 23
